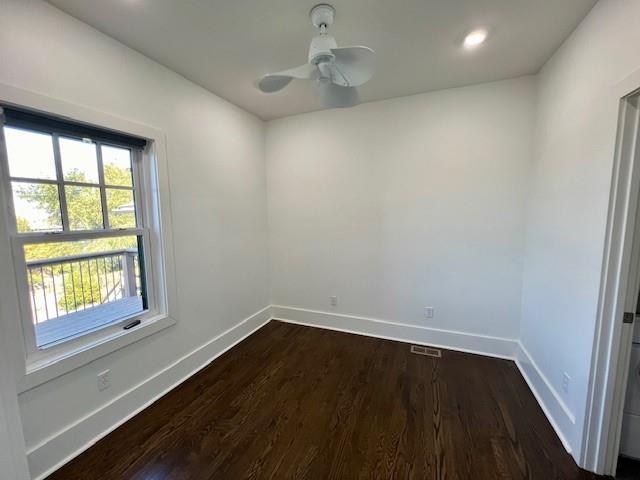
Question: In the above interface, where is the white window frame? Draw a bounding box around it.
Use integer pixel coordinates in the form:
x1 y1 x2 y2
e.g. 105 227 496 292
3 128 156 352
0 85 177 392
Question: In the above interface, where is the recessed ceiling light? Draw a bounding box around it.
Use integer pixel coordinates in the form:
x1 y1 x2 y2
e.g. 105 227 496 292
463 29 488 49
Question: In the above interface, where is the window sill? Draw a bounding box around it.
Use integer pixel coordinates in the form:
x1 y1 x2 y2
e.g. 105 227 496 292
18 313 176 393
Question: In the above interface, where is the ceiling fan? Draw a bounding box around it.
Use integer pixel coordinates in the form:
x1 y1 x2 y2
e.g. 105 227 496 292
257 4 375 108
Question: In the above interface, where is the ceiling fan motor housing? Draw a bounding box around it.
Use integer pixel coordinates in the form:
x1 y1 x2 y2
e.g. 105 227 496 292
308 34 337 64
308 5 337 64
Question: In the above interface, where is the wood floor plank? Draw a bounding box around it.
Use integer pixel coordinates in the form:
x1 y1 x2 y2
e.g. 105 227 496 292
46 321 609 480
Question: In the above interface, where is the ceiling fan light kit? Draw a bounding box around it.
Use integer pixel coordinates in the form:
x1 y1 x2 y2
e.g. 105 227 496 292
257 3 376 109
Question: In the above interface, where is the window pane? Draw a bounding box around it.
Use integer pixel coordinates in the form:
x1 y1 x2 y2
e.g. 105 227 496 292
60 137 100 184
101 145 133 187
11 181 62 233
107 188 136 228
23 235 146 347
4 127 56 180
65 185 103 230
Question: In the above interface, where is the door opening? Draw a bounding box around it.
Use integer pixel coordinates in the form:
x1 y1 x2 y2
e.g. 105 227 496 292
583 78 640 476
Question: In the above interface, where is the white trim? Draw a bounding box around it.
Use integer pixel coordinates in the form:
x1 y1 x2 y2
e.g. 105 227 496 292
0 83 180 391
514 341 575 454
583 68 640 476
0 92 30 480
0 363 30 480
28 305 272 480
270 305 518 360
271 305 581 456
28 305 581 479
19 314 175 393
0 294 30 480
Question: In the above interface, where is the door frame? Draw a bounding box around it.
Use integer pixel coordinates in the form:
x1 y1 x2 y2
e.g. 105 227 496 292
0 97 31 479
0 245 30 480
582 70 640 475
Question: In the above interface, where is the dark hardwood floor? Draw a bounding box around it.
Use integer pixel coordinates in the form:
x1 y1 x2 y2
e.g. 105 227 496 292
616 457 640 479
47 320 608 479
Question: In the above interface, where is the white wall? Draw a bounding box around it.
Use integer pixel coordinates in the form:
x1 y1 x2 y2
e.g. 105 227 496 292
0 1 270 477
520 0 640 458
267 77 535 342
4 0 640 476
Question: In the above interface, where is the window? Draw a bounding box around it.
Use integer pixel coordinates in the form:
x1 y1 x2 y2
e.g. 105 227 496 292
0 107 157 356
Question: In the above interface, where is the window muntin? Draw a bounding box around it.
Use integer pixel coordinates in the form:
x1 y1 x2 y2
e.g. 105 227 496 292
4 127 140 234
1 118 152 351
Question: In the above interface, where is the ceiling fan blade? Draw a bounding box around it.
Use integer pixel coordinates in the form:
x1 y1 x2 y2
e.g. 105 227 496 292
257 63 318 93
330 46 375 87
318 82 360 108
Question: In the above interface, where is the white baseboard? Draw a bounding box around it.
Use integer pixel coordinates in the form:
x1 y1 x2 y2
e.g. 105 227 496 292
29 305 578 480
271 305 518 360
272 305 577 457
28 306 272 480
514 341 576 454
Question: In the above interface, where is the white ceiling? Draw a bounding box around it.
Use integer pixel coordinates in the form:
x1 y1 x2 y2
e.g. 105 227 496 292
47 0 597 120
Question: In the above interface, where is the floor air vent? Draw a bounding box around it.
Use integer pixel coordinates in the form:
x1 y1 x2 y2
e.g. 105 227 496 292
410 345 442 357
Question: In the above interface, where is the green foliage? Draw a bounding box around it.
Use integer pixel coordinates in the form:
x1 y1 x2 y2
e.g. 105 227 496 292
105 164 136 230
59 257 121 312
18 165 138 312
104 162 133 187
16 217 30 232
14 183 60 232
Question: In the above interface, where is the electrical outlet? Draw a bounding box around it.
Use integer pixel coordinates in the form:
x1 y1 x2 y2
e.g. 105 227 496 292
424 307 434 319
330 296 338 307
97 370 111 392
562 372 571 394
